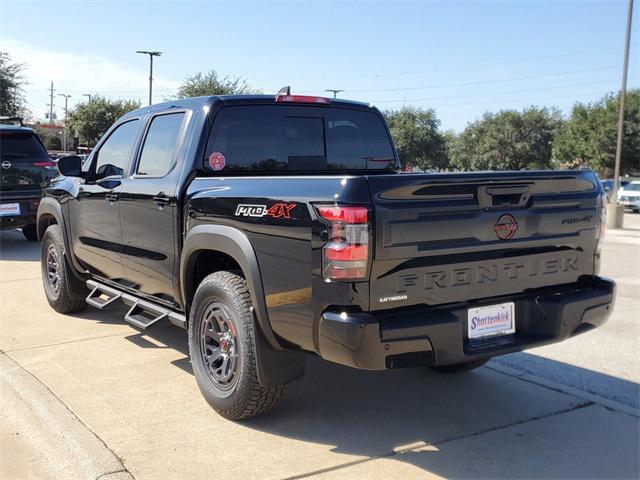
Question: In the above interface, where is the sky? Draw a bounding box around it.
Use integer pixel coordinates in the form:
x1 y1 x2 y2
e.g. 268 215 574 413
1 0 638 131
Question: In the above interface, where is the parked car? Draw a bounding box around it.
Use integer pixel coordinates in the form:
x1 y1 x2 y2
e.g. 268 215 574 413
38 93 615 419
1 125 57 240
617 180 640 212
600 178 630 202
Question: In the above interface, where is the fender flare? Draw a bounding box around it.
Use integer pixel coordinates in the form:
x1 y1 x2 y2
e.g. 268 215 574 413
180 224 283 351
37 197 86 277
37 197 65 239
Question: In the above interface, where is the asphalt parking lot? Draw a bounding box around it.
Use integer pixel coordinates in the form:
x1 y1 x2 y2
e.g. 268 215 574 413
1 214 639 480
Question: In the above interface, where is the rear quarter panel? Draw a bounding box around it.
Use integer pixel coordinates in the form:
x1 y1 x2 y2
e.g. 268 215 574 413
185 176 372 352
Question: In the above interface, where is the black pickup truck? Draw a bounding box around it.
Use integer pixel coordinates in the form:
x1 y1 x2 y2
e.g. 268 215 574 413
38 93 615 419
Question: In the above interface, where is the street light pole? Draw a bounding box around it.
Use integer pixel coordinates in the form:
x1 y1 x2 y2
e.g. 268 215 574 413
83 93 92 102
136 50 162 105
608 0 634 229
325 89 344 99
57 93 71 152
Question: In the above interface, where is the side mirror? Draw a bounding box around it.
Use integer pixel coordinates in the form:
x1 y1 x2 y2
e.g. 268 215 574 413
57 155 83 177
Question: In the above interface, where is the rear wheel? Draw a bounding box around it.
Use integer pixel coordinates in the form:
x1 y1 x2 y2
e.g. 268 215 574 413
22 224 38 241
188 271 287 420
430 359 488 373
41 224 88 313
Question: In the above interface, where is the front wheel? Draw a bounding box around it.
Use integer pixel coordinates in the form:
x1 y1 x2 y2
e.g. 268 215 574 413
188 271 287 420
41 224 88 313
430 359 488 373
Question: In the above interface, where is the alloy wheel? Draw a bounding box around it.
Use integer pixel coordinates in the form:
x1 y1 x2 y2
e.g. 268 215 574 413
199 302 239 390
45 244 61 296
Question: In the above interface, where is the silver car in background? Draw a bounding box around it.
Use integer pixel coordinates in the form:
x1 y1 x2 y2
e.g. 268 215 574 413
617 180 640 213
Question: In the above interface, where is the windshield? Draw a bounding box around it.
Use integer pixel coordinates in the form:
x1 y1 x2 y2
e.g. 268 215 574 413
622 183 640 192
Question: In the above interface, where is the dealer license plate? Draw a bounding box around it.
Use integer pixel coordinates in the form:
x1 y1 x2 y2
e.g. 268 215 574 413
0 203 20 216
468 302 515 340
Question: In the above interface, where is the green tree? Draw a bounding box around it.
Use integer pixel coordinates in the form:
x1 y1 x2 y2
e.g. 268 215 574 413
450 107 563 171
66 96 140 146
41 133 62 150
176 70 256 98
553 90 640 175
384 106 448 170
0 52 27 117
442 129 459 169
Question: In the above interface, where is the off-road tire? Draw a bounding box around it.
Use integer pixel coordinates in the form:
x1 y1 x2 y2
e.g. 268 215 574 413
430 359 488 373
41 224 88 313
22 224 38 241
188 271 287 420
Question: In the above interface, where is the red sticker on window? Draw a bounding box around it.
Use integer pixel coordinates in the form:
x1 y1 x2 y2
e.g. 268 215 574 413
208 152 226 171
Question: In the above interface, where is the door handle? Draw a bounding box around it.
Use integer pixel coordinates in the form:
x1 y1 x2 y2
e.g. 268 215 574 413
153 193 171 207
105 192 119 203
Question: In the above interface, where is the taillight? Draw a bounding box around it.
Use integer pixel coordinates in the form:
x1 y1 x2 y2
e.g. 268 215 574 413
30 199 40 210
33 160 57 170
316 205 369 281
597 192 607 240
594 191 607 275
275 95 331 104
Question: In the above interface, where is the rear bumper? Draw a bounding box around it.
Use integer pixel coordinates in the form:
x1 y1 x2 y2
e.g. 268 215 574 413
0 214 36 229
618 199 640 208
1 196 39 229
318 276 616 370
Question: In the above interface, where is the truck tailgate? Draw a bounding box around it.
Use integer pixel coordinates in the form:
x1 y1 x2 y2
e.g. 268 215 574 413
366 170 601 310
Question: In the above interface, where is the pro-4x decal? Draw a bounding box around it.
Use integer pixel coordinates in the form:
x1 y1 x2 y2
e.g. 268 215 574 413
235 203 296 219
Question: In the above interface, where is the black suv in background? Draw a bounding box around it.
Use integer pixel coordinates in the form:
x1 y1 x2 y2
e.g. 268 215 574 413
0 125 57 240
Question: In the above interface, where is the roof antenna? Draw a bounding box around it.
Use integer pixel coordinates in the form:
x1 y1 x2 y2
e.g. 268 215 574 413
277 86 291 95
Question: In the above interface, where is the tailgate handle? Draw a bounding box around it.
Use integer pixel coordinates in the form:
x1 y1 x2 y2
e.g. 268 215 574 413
478 184 531 209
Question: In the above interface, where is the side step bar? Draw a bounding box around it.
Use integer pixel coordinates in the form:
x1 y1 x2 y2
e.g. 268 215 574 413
86 280 186 330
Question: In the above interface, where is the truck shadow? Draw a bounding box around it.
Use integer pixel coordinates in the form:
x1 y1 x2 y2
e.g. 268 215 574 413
0 229 40 261
123 322 639 479
244 357 639 479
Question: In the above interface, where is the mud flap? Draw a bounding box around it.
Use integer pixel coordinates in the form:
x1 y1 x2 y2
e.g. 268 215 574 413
255 323 305 387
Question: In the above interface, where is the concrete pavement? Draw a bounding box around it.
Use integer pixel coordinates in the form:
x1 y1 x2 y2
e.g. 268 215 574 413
1 214 638 479
491 215 640 411
1 354 132 480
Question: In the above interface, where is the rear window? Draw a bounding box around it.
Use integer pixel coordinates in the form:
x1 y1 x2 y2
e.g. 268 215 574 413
0 130 49 160
1 130 54 192
204 105 395 172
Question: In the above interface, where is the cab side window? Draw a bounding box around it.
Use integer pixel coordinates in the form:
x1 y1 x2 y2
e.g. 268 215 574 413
136 112 186 176
93 120 140 180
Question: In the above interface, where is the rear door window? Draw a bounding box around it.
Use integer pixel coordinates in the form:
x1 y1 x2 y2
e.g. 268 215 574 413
136 112 185 176
205 105 395 173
